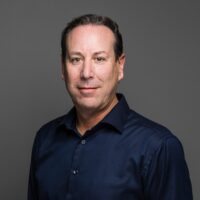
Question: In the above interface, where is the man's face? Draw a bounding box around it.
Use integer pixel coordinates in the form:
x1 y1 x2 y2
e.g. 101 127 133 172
62 25 125 112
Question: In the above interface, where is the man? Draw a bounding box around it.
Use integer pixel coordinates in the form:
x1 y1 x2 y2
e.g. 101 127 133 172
28 14 193 200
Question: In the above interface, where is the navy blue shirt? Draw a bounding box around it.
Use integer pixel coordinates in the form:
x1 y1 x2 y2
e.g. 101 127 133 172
28 94 193 200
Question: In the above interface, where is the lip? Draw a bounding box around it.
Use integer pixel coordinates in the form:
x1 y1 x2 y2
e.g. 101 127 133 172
78 87 98 94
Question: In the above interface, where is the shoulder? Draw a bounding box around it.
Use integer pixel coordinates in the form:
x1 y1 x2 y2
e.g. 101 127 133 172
126 109 176 139
31 114 68 157
38 114 66 132
34 114 67 144
125 109 181 153
125 110 187 175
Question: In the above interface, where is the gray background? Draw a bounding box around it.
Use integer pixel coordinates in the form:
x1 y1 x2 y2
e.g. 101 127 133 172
0 1 199 199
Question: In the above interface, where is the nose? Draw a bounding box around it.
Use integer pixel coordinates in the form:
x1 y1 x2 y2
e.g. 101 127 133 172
80 59 94 79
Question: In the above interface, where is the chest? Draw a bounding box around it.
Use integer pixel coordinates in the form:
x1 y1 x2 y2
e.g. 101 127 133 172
35 131 145 199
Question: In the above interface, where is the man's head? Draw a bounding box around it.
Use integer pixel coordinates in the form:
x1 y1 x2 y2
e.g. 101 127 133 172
61 14 123 62
61 14 125 114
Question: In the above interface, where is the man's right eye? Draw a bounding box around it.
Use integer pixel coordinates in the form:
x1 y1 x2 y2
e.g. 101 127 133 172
70 57 81 64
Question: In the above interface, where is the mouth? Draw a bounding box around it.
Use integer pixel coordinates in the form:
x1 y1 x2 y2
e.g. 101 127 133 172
78 86 98 94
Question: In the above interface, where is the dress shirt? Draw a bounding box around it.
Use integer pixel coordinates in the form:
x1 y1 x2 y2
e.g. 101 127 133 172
28 94 193 200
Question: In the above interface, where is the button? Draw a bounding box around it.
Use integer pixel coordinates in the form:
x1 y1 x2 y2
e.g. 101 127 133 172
81 139 86 144
72 169 78 175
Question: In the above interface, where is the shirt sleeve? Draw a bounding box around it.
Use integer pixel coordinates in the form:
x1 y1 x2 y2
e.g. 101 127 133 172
143 136 193 200
28 132 40 200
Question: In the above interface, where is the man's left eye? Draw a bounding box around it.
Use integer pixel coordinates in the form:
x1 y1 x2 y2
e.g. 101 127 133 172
95 57 106 62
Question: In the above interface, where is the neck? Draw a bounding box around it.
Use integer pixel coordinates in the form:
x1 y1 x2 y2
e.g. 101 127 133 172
76 95 118 135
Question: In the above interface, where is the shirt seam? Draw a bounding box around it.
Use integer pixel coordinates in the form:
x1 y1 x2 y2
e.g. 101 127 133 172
142 134 175 178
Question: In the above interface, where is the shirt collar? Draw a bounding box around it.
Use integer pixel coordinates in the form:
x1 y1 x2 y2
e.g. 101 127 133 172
58 93 130 134
101 93 130 133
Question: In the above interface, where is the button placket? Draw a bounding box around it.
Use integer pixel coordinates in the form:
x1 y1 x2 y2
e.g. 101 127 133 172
81 139 86 144
67 138 87 194
72 169 79 175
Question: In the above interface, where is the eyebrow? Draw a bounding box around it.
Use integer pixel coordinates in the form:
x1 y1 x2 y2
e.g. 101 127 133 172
93 51 107 56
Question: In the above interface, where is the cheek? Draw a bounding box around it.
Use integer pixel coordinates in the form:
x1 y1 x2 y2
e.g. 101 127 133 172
66 68 79 83
100 66 119 83
96 63 117 79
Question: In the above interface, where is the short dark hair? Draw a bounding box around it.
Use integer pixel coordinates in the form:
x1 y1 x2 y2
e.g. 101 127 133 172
61 14 123 62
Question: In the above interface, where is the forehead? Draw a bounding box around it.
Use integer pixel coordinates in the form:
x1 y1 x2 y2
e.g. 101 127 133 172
66 25 115 52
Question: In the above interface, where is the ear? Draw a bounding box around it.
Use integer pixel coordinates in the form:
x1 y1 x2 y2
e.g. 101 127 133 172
61 57 65 80
61 64 65 80
117 53 125 81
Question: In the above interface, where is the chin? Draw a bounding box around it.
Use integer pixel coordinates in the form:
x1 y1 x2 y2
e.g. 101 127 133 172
74 98 103 111
78 101 100 110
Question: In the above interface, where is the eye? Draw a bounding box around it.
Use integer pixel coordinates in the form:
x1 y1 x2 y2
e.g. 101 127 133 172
70 57 82 65
95 57 106 63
